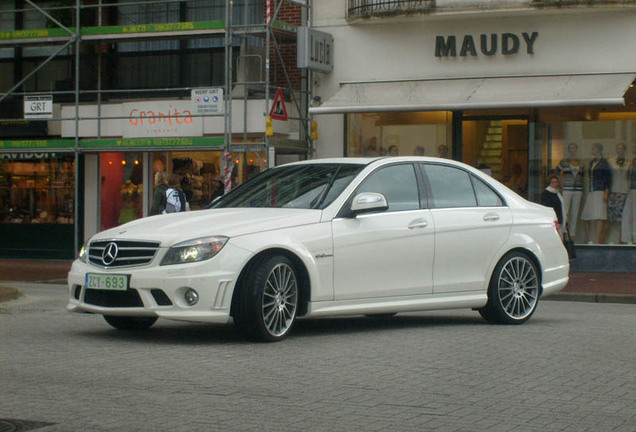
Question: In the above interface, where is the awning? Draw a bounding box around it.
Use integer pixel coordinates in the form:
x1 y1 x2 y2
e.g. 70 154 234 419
309 73 636 114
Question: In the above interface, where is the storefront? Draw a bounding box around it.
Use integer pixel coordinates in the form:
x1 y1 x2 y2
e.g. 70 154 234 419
309 7 636 268
0 140 76 258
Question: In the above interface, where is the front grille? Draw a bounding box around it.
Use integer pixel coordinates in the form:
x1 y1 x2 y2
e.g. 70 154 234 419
84 288 144 308
88 240 160 268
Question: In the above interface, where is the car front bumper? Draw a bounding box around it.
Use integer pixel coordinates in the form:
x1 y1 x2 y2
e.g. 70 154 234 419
67 246 250 324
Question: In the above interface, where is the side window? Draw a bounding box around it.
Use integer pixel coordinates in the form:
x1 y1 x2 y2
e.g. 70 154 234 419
472 175 505 207
356 164 420 212
423 164 477 208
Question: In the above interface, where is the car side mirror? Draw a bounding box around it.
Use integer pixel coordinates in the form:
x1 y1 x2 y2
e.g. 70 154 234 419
350 192 388 216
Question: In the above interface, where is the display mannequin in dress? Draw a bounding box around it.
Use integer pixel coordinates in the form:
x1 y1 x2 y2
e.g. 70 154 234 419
581 143 612 244
608 143 629 243
555 143 584 239
621 143 636 244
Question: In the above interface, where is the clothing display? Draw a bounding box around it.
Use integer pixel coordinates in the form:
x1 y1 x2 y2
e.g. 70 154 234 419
556 158 584 234
621 158 636 243
608 156 629 223
581 158 611 221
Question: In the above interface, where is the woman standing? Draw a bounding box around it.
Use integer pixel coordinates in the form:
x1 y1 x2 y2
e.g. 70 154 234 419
541 175 566 236
149 171 169 215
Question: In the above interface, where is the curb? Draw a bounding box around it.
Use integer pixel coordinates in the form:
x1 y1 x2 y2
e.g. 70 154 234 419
545 292 636 305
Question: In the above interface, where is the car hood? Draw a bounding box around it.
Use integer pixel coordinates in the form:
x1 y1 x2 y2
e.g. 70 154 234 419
92 208 323 246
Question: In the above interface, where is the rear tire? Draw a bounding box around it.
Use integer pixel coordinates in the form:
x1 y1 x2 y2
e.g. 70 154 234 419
479 251 540 325
103 315 157 330
239 255 299 342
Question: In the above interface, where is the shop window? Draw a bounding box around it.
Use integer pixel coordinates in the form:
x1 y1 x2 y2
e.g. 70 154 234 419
148 151 267 215
0 153 74 224
537 109 636 245
346 112 452 158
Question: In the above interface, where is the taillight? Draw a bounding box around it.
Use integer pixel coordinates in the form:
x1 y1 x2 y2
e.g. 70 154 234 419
554 220 561 236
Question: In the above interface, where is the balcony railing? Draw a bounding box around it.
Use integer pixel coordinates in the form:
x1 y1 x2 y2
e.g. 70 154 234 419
347 0 435 19
348 0 636 19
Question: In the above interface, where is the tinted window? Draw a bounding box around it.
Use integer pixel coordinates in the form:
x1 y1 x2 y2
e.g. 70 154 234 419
472 175 505 207
356 164 420 212
209 164 364 209
423 164 477 208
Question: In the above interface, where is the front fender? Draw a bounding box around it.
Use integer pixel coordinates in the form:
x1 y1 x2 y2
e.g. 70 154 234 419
229 222 334 301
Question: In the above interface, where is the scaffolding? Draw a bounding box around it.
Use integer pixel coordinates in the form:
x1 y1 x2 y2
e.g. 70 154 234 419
0 0 314 160
0 0 313 254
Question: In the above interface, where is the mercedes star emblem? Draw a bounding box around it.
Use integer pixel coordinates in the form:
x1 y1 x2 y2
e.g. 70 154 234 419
102 242 119 266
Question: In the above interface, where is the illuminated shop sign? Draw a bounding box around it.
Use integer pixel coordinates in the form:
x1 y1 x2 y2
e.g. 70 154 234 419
435 32 539 57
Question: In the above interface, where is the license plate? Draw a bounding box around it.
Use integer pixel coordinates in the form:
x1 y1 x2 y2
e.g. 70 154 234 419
85 273 129 291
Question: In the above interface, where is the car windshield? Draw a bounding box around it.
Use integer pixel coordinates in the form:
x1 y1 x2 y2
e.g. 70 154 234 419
208 163 364 210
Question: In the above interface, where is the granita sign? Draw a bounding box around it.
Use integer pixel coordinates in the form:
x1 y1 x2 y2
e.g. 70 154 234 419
435 32 539 57
123 101 202 138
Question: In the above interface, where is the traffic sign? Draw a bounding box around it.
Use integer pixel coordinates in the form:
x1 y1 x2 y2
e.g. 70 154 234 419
269 89 288 121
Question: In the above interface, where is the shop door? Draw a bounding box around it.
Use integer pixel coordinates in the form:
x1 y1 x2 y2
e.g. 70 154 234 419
461 118 529 197
100 153 144 231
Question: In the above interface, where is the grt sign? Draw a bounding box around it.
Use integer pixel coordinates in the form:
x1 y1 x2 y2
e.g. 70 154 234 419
435 32 539 57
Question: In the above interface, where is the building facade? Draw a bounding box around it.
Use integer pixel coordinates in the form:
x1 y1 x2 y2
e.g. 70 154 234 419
309 0 636 270
1 0 635 271
0 0 309 259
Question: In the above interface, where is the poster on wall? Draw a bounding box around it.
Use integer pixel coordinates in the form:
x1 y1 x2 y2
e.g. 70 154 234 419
122 101 203 138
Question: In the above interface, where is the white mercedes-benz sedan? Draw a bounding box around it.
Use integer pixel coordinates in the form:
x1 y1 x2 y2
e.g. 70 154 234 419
68 157 569 342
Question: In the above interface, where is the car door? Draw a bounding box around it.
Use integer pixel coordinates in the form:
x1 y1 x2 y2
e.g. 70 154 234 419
420 163 512 294
332 163 434 300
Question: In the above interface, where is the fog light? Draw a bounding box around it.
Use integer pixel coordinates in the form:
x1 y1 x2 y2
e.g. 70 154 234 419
184 288 199 306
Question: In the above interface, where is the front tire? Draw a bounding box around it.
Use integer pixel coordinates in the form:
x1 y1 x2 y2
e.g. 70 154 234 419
103 315 157 330
479 252 540 325
240 255 299 342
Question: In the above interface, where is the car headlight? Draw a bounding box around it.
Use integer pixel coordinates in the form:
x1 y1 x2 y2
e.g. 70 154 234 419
161 236 228 266
78 243 88 263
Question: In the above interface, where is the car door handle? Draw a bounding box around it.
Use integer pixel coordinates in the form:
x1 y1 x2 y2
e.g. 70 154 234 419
483 213 500 222
408 218 429 230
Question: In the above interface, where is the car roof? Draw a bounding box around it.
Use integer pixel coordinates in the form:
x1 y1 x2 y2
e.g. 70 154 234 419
279 156 467 167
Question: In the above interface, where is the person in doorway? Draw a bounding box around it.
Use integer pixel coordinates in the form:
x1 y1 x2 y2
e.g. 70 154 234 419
541 175 566 236
581 143 612 244
165 174 187 213
149 171 169 215
607 142 629 243
621 142 636 244
437 144 449 159
506 163 525 195
211 174 225 202
555 143 585 240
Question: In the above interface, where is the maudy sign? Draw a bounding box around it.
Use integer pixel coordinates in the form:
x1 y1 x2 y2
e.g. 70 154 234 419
435 32 539 57
297 27 333 73
24 95 53 119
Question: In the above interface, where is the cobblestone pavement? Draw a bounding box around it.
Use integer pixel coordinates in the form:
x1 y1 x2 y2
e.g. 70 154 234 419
1 283 635 432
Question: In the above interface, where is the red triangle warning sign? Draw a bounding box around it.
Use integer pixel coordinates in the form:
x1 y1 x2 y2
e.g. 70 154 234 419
269 88 288 121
